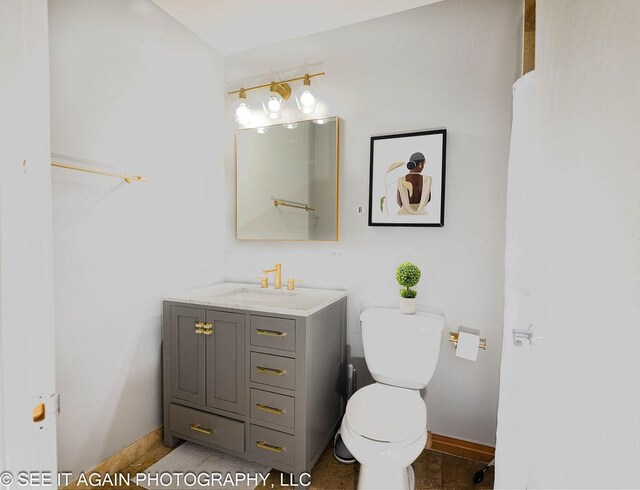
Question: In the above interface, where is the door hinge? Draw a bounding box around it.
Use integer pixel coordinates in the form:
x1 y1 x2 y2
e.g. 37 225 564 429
48 393 60 418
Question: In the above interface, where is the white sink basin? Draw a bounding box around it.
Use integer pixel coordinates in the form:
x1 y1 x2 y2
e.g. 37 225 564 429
221 288 297 306
164 283 346 317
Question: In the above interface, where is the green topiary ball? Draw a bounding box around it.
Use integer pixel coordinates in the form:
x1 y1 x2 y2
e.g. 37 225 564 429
400 288 417 299
396 262 421 288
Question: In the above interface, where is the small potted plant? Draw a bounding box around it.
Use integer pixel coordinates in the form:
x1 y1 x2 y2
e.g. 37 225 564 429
396 262 421 315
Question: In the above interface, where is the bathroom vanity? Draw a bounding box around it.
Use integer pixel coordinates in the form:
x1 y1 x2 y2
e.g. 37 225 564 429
162 283 347 478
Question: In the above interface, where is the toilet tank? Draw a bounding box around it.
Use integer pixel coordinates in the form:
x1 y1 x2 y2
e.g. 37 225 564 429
361 307 445 389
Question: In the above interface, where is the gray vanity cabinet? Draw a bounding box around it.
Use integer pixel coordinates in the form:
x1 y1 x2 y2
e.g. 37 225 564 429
204 310 245 414
169 306 244 414
162 295 347 480
170 306 206 405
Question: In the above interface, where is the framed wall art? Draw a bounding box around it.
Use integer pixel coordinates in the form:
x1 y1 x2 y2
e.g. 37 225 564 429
368 129 446 227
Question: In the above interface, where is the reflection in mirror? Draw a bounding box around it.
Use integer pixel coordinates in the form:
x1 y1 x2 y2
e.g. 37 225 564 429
236 117 339 241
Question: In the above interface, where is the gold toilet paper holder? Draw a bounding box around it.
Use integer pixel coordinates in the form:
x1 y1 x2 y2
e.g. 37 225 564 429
449 331 487 350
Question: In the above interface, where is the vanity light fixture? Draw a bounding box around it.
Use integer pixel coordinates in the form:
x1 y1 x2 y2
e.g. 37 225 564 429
233 88 252 125
295 74 317 114
262 81 290 119
227 72 325 124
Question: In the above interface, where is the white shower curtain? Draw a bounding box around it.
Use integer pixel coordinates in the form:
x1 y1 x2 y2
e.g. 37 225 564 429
494 72 535 489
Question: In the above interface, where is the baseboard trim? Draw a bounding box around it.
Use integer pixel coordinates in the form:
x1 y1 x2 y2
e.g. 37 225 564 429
426 432 495 463
63 425 163 488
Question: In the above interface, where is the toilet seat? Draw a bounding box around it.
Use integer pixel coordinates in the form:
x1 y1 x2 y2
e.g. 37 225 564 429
345 383 426 443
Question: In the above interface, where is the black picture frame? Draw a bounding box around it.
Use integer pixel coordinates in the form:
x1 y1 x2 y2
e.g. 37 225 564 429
368 128 447 227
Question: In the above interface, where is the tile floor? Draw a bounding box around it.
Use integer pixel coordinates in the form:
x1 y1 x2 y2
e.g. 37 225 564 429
99 442 494 489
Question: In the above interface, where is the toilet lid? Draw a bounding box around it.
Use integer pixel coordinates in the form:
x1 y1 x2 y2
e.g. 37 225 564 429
346 383 426 443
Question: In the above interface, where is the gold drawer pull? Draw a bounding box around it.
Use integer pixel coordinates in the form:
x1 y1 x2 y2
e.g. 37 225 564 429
257 441 284 453
256 329 287 338
190 423 214 435
256 366 286 376
256 403 284 415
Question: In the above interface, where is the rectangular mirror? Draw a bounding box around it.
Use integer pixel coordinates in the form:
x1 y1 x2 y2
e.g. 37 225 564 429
236 117 339 241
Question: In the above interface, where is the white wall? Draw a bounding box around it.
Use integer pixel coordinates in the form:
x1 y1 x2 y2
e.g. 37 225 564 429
0 1 58 483
525 1 640 487
224 0 521 445
48 0 225 476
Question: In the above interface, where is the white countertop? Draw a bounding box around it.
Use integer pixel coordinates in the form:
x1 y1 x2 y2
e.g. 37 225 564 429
163 282 347 317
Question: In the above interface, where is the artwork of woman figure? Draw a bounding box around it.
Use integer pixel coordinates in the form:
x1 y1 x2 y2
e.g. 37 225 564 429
395 152 432 215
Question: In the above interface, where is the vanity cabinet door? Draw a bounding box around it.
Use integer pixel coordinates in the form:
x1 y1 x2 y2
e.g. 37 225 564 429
205 310 245 415
170 306 206 405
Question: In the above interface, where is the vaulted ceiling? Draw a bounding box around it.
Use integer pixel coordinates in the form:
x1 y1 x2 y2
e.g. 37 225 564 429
152 0 443 56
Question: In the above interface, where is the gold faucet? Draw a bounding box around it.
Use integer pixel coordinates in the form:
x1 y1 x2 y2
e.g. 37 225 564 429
262 263 282 289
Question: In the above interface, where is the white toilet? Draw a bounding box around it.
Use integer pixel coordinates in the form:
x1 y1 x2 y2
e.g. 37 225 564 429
340 307 444 490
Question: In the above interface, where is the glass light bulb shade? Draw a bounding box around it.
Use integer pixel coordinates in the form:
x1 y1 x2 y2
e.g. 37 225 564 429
263 92 284 119
295 88 317 115
234 99 251 125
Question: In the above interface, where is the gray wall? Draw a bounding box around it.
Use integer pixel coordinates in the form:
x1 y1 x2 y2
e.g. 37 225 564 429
224 0 521 445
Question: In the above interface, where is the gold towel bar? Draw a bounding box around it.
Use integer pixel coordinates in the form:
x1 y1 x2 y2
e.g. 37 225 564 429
449 331 487 350
273 200 315 212
51 161 146 184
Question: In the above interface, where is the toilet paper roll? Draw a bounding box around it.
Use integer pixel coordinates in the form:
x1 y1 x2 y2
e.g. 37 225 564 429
455 331 480 361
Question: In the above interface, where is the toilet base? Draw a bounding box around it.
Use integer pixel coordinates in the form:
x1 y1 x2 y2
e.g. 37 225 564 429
357 464 415 490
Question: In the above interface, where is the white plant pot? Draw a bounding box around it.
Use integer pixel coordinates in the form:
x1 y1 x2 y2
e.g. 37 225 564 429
399 297 417 315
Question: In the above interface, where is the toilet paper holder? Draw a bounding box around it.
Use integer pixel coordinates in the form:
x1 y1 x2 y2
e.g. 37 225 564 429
448 331 487 350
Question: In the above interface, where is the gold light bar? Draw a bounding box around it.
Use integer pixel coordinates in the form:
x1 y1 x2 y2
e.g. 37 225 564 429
51 161 146 184
228 72 326 95
273 199 315 212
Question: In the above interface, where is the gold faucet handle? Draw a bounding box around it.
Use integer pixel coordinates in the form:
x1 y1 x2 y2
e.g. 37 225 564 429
287 278 301 291
257 276 269 288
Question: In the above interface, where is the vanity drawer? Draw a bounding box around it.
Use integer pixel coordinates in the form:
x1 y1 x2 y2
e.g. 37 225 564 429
169 403 244 452
250 388 295 429
250 352 295 391
250 424 295 467
250 316 296 352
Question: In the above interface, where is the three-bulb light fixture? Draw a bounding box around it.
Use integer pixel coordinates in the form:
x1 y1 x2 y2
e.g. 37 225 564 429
230 72 324 126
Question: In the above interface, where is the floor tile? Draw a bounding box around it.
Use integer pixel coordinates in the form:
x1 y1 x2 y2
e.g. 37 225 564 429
99 441 494 490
